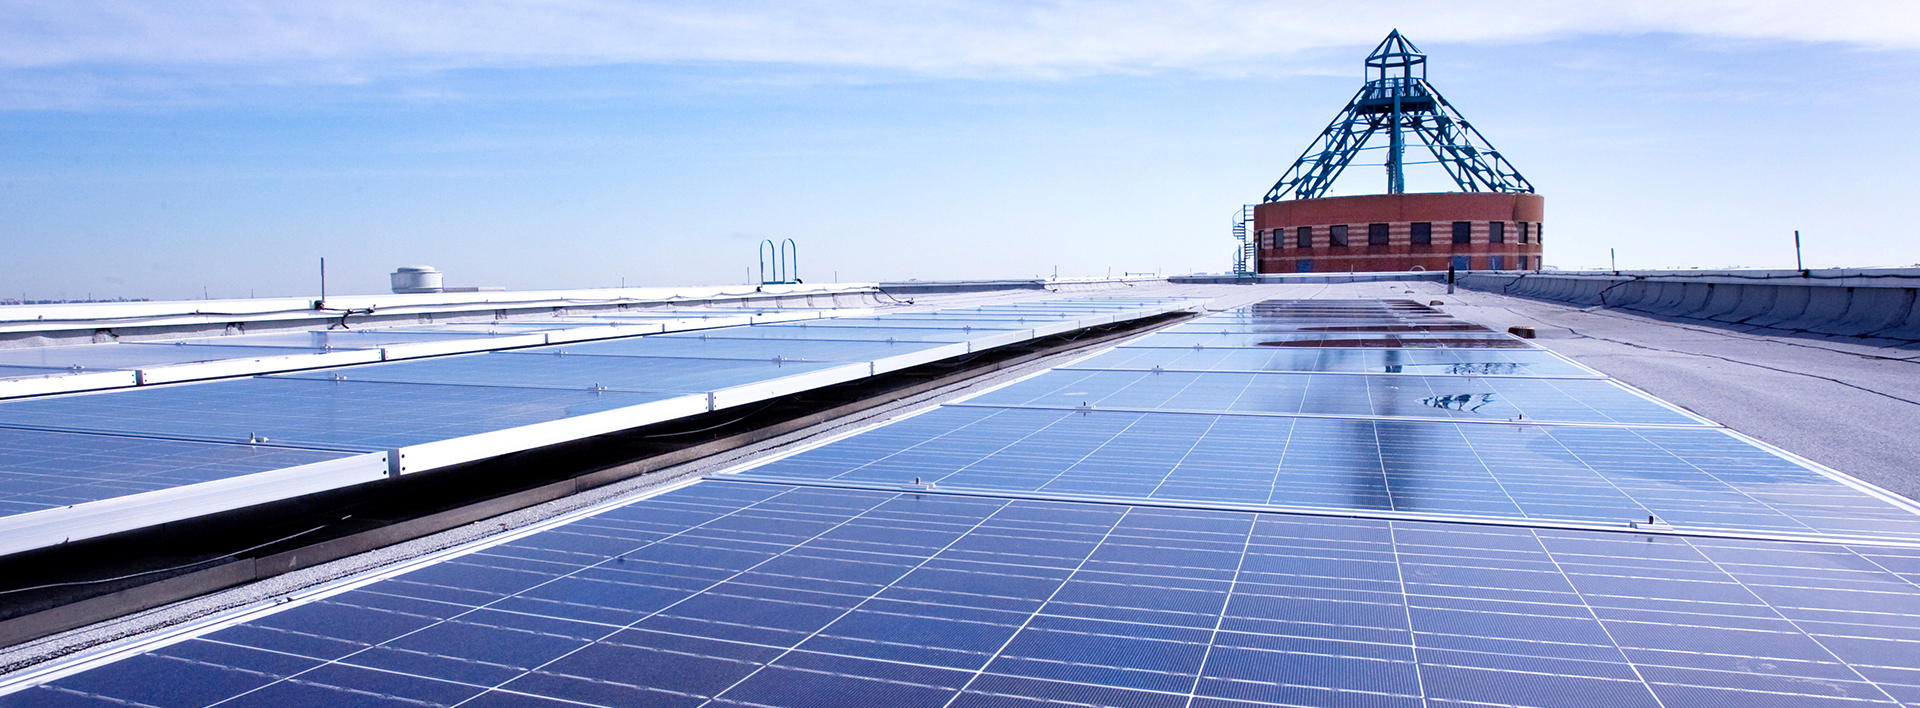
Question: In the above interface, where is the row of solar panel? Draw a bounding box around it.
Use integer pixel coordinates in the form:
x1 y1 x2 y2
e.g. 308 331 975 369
11 480 1916 707
10 298 1919 707
0 297 1201 555
0 307 862 399
722 300 1916 542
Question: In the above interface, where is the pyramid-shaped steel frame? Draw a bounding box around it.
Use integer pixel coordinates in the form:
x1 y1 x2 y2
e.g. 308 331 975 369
1263 30 1533 202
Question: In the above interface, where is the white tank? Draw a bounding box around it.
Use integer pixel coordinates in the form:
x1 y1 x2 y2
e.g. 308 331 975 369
390 266 444 294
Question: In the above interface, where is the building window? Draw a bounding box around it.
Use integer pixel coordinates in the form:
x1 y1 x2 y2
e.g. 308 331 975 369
1368 223 1389 246
1518 256 1529 270
1411 222 1432 245
1296 226 1312 249
1491 255 1506 270
1490 221 1505 244
1297 260 1313 273
1520 222 1530 244
1330 224 1349 247
1536 223 1544 244
1452 255 1471 271
1452 221 1471 244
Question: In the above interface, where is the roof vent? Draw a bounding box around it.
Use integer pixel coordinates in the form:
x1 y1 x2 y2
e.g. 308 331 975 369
391 266 444 294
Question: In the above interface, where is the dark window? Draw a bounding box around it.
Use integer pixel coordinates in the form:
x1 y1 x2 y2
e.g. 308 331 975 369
1296 226 1312 249
1489 221 1505 244
1296 260 1313 273
1368 223 1389 246
1536 223 1543 244
1411 222 1432 245
1491 255 1506 270
1518 255 1529 270
1452 221 1471 244
1452 255 1471 271
1519 222 1530 244
1330 224 1349 247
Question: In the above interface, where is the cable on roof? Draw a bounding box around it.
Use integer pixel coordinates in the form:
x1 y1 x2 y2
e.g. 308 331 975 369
0 518 343 597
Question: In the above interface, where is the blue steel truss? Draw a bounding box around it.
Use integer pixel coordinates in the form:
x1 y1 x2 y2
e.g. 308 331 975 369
1263 31 1533 203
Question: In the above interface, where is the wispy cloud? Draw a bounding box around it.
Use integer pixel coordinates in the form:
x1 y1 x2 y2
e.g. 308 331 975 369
5 1 1916 76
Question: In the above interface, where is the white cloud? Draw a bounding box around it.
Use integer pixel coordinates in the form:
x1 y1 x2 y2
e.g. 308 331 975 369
2 0 1915 78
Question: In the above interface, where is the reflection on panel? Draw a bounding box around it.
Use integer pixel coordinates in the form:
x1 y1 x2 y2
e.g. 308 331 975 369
738 406 1920 538
1074 346 1598 377
963 369 1701 425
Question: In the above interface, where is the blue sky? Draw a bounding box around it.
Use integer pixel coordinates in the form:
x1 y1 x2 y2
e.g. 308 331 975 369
2 2 1917 300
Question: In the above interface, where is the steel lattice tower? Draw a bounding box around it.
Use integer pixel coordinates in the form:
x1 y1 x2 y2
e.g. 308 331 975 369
1264 30 1533 203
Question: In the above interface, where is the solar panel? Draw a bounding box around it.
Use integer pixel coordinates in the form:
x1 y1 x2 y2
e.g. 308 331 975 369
170 330 522 350
957 369 1704 426
524 336 949 363
1136 331 1533 349
0 343 322 370
20 297 1920 706
13 481 1920 707
733 406 1920 540
0 366 67 380
270 352 859 394
0 378 677 451
675 326 988 343
1074 345 1600 377
0 295 1197 552
0 428 355 517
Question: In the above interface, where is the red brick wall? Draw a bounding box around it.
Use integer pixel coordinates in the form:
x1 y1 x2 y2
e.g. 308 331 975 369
1252 193 1545 274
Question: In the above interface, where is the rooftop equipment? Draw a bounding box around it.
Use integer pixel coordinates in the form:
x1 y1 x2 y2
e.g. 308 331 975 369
389 265 444 294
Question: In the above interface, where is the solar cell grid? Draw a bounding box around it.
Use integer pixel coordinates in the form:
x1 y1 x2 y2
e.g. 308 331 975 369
0 429 354 517
15 482 1920 708
0 343 323 371
172 330 508 349
0 366 64 380
958 369 1702 426
269 352 855 394
733 406 1920 539
1075 345 1599 377
525 335 947 362
681 326 986 343
1137 331 1533 349
0 378 672 451
18 297 1920 707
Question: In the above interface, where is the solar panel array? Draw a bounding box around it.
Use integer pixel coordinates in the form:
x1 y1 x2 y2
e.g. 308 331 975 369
0 297 1195 555
9 299 1920 708
0 306 861 399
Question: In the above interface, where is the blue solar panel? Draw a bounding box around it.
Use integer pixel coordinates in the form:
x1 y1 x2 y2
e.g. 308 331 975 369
0 378 676 451
523 336 948 363
1139 331 1529 349
789 319 1029 331
960 369 1703 425
13 481 1920 707
270 352 853 393
0 365 67 380
733 406 1920 539
1074 346 1599 376
0 343 320 370
679 326 984 343
172 330 518 350
16 296 1920 707
0 428 355 517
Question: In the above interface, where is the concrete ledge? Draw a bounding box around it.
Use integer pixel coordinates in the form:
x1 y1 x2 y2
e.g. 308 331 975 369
1459 269 1920 343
